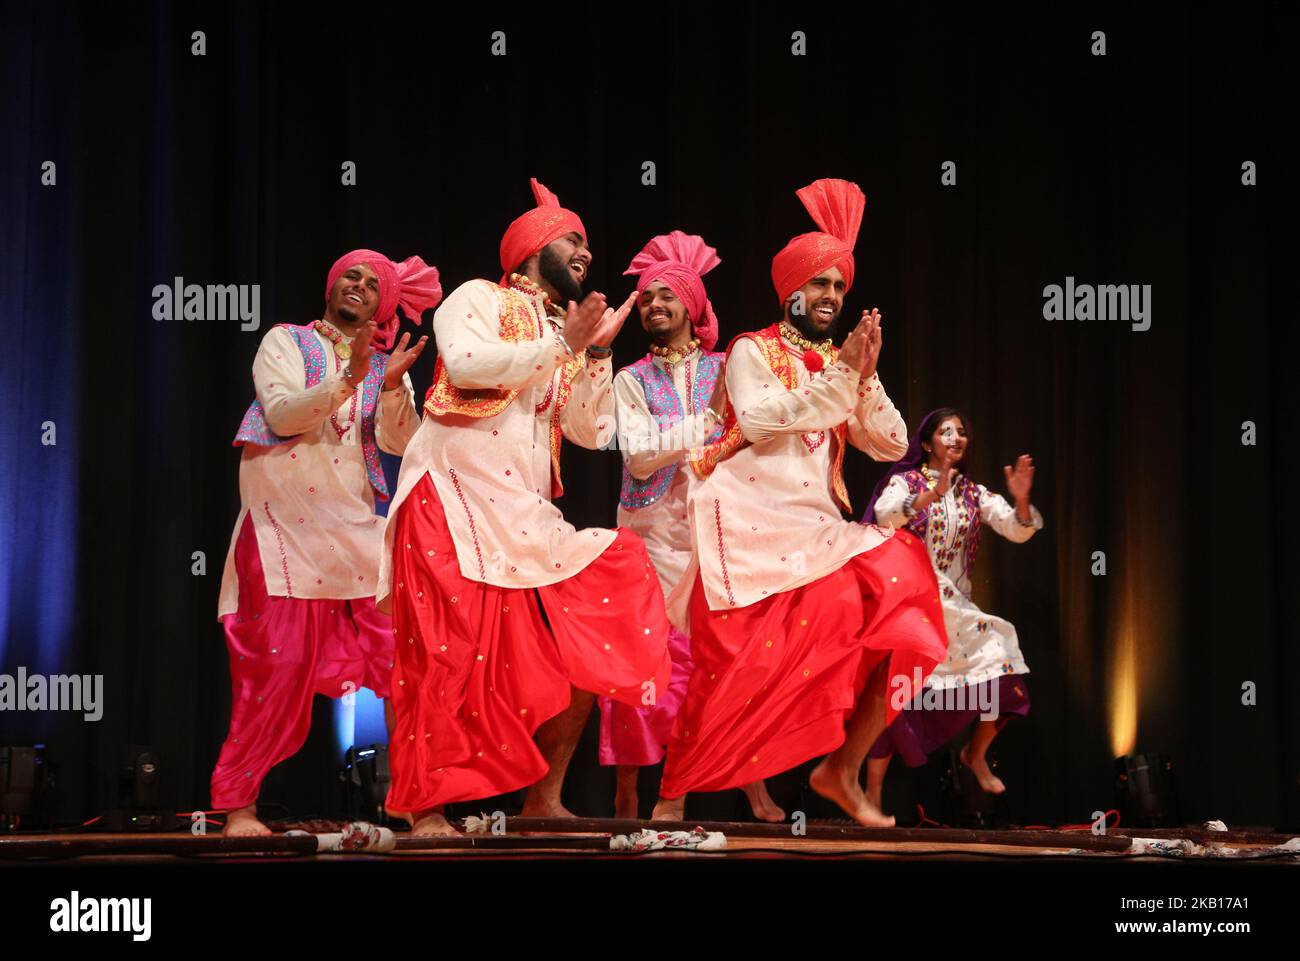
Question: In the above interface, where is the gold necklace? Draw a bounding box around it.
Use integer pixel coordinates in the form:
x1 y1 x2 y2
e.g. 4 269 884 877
779 321 833 362
651 337 700 366
314 319 353 360
508 272 551 305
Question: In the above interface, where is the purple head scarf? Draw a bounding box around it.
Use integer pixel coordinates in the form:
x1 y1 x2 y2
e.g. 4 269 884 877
862 407 969 525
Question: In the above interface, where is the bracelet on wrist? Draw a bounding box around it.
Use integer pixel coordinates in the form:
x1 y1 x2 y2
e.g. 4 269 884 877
586 344 612 359
554 329 576 359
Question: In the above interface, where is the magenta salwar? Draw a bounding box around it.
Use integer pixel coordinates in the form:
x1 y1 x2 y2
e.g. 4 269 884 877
210 515 394 810
598 626 695 767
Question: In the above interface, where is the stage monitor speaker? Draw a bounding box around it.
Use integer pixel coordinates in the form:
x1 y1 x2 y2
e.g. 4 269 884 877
341 744 391 824
1 744 49 829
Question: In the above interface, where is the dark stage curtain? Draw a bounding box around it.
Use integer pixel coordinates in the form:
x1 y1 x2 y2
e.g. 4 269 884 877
1 1 1288 828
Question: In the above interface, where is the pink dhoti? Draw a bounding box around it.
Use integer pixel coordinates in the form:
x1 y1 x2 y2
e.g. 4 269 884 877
210 515 395 811
598 627 694 767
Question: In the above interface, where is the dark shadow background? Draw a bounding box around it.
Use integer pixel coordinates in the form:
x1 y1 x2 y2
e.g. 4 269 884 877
2 1 1288 830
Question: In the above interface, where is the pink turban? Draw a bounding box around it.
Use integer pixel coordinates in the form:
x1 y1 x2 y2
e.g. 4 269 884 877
623 230 721 350
770 178 866 305
325 249 442 351
498 178 587 278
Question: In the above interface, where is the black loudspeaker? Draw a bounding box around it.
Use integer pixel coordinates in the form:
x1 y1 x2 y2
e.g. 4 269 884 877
341 744 391 824
1 744 49 830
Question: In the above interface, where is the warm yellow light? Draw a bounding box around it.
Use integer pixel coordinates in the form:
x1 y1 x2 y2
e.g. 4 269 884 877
1108 604 1138 758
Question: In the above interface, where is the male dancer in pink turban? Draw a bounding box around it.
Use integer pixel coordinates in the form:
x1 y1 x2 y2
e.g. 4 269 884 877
379 179 672 836
602 231 782 821
653 180 949 828
214 249 441 836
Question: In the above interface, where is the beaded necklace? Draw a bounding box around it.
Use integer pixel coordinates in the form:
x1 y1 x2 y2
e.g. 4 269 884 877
508 272 551 308
312 321 360 441
779 320 834 363
314 318 354 359
650 337 700 367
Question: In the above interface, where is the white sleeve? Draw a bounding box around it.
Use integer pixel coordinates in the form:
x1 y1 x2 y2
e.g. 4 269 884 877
375 371 419 455
846 373 909 461
978 484 1043 543
559 355 615 450
615 369 688 479
873 474 916 529
433 280 567 391
728 338 861 443
253 326 356 437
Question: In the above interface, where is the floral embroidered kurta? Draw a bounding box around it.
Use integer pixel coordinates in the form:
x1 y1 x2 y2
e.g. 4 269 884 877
377 279 616 608
683 331 909 614
218 324 419 617
614 352 718 598
874 472 1043 689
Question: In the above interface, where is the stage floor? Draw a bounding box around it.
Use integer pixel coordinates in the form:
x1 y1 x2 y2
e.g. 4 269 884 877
3 818 1297 865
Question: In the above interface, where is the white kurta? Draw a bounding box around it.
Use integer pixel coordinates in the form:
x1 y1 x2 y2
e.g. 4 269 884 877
683 333 909 613
614 354 714 598
217 324 420 617
377 279 616 609
874 473 1043 689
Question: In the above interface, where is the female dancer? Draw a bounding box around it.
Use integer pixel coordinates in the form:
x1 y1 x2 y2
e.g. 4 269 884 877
863 408 1042 807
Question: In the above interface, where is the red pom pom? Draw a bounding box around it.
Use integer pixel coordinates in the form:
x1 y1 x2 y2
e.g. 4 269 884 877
802 349 825 372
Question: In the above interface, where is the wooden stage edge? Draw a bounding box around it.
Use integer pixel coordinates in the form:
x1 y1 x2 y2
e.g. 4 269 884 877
2 818 1298 862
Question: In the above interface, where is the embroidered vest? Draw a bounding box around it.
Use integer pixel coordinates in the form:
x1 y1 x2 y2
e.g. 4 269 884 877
233 324 389 500
618 351 725 510
692 323 851 513
901 469 982 578
422 283 585 499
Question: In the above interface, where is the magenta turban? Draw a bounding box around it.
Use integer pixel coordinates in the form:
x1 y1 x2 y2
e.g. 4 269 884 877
325 249 442 351
622 230 721 350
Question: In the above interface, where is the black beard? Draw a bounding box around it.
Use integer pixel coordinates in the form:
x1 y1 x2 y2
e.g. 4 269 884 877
539 244 584 303
787 310 839 343
336 304 359 325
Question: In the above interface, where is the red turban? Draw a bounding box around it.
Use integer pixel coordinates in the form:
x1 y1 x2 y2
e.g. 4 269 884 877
623 230 721 351
770 178 866 304
325 249 442 352
498 178 587 278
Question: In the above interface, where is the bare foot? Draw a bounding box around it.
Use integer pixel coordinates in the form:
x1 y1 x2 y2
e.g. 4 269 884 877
741 780 786 822
959 745 1006 794
810 758 895 828
518 796 578 819
410 809 458 836
650 795 685 822
222 805 272 837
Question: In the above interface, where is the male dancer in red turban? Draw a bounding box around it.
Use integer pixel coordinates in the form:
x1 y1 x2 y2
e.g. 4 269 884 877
602 231 782 821
380 179 672 835
214 249 441 836
653 180 949 827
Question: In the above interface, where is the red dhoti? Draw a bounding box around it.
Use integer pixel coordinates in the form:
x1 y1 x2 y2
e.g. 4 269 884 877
211 515 394 810
386 474 672 813
659 530 947 797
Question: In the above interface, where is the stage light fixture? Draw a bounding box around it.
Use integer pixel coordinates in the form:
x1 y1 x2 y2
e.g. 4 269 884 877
938 745 1002 827
1114 752 1179 828
105 744 177 831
